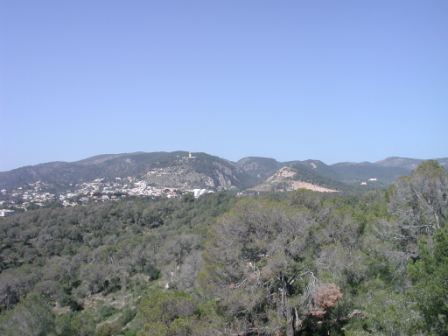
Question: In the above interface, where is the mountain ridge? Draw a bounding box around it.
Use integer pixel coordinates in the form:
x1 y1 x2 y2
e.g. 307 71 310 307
2 151 447 187
0 151 447 212
1 151 447 201
3 152 448 173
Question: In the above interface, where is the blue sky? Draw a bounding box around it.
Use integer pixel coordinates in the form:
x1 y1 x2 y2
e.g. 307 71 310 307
1 0 447 171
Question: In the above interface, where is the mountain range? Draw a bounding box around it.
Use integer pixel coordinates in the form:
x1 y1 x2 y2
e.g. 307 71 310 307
1 151 447 192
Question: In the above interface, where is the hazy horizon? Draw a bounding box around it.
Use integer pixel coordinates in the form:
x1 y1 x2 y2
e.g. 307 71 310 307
1 1 447 171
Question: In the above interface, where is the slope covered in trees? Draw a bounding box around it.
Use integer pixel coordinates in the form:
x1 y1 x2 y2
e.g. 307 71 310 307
0 161 447 335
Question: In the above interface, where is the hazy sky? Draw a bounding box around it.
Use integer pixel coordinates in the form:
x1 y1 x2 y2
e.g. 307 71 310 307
1 0 447 171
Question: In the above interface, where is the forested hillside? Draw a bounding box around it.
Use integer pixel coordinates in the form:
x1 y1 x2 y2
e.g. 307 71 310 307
0 161 447 335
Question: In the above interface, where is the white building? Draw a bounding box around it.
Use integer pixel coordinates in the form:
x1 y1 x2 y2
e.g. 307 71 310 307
0 209 15 217
192 189 213 198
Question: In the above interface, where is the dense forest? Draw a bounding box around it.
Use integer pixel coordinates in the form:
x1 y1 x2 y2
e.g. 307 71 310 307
0 161 447 335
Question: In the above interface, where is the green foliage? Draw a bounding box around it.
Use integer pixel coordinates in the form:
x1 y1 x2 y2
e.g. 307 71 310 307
131 288 225 336
0 294 55 336
138 289 196 326
54 310 96 336
99 305 118 320
409 226 448 335
389 160 448 248
345 279 423 335
0 163 447 335
134 289 223 336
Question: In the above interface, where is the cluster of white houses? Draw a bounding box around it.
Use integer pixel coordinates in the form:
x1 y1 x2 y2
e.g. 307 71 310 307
0 176 215 216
